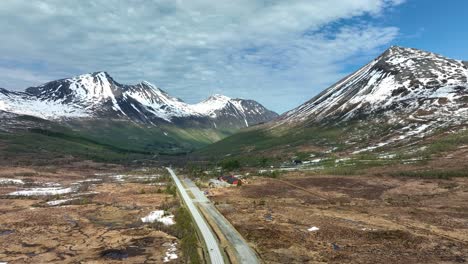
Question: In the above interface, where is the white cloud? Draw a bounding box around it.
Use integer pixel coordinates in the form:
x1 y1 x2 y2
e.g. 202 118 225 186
0 0 404 113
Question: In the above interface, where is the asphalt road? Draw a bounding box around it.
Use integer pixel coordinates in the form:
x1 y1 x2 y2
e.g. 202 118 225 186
166 167 225 264
184 178 260 264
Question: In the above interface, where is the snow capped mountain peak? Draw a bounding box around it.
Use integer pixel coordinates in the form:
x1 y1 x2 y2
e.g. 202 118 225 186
280 46 468 124
207 94 232 101
191 94 233 116
68 72 117 101
1 72 278 128
25 71 121 107
277 46 468 149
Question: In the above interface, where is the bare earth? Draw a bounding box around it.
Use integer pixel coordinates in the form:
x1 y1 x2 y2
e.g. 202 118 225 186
0 165 180 264
210 172 468 264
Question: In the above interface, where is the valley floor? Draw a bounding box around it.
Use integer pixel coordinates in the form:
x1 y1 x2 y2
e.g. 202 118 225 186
209 172 468 263
0 164 182 263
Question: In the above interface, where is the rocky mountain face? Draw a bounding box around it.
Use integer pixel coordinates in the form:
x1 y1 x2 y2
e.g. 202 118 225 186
277 46 468 149
0 72 278 130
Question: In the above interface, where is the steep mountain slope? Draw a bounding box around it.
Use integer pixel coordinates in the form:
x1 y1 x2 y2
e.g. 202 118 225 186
280 46 468 126
1 72 277 130
200 46 468 159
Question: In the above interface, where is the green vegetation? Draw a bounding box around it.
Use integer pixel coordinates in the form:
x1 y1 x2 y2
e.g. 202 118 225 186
173 207 202 264
65 119 233 154
0 116 239 164
164 184 177 197
219 159 240 170
258 170 283 178
197 125 346 157
424 129 468 155
0 130 149 164
196 120 401 164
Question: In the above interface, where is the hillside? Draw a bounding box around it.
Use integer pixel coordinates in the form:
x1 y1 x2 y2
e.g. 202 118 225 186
199 46 468 165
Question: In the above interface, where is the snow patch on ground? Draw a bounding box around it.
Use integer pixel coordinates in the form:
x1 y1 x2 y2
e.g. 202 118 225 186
46 198 79 206
308 226 320 232
74 178 102 184
163 242 178 262
141 210 175 225
0 178 24 185
9 187 75 196
110 174 126 182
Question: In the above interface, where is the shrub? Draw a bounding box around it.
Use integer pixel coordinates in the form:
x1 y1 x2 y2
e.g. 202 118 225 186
220 159 240 170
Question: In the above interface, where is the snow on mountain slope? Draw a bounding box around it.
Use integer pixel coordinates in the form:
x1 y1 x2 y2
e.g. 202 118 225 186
0 88 88 119
26 72 126 115
277 46 468 152
0 73 278 128
280 46 468 126
192 94 231 117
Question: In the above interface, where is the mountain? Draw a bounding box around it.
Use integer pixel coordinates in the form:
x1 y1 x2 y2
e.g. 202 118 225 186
200 46 468 160
0 72 277 161
0 72 277 130
280 46 468 126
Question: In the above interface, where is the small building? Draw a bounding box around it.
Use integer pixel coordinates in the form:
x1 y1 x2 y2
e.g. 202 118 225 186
218 175 241 185
208 175 242 188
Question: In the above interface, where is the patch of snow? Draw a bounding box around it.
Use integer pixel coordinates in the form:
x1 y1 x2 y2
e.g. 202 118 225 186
379 153 397 159
308 226 320 232
190 94 231 117
46 198 78 206
141 210 175 225
75 178 102 184
361 228 378 231
335 157 351 163
0 178 24 185
110 174 126 182
9 187 75 196
0 89 90 119
71 191 99 197
42 182 61 187
163 242 178 262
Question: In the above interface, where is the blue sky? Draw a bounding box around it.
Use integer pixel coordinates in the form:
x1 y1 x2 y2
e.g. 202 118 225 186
0 0 467 113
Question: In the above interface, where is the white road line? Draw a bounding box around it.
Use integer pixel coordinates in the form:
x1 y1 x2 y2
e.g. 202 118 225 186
166 167 225 264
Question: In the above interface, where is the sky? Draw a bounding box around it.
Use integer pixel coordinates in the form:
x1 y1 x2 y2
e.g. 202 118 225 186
0 0 467 113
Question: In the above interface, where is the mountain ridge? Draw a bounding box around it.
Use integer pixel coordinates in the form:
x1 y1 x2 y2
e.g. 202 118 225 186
278 46 468 128
0 71 278 130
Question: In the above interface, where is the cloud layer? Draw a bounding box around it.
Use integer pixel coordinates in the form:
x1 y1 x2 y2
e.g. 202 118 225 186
0 0 404 113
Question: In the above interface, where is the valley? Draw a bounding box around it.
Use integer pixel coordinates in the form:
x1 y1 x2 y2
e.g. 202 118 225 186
3 1 468 263
1 44 468 263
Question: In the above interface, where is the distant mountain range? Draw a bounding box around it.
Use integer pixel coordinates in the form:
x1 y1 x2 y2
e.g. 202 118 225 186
0 72 277 130
0 72 277 160
3 46 468 162
201 46 468 158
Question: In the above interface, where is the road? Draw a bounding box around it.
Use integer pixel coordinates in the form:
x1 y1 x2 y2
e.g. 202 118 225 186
184 178 260 264
166 167 225 264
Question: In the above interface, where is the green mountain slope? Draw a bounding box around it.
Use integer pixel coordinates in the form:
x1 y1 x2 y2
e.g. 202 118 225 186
0 113 234 164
